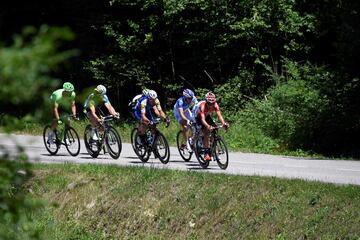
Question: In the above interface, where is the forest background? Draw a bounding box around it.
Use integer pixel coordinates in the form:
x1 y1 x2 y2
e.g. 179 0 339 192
1 0 359 158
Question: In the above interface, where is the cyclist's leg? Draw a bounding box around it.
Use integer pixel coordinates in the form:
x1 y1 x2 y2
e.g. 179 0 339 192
134 110 147 144
175 110 188 148
86 110 100 140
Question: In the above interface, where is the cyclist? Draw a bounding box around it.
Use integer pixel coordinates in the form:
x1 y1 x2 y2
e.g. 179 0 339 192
193 92 229 161
133 89 170 143
173 89 198 152
84 85 120 140
128 88 151 115
48 82 78 144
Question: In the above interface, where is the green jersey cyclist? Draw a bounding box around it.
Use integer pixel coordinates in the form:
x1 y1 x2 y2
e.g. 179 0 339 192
84 85 120 140
48 82 78 144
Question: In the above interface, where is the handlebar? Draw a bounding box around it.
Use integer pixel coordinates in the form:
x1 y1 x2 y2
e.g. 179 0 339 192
101 115 120 122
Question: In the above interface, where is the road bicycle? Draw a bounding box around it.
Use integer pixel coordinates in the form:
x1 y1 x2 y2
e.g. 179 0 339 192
131 120 170 164
83 115 122 159
43 115 81 156
194 124 229 169
176 122 197 162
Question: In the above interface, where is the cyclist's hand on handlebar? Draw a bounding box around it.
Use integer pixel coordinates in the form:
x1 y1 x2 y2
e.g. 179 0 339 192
223 122 229 131
164 116 170 128
206 125 214 131
73 115 80 121
114 112 120 119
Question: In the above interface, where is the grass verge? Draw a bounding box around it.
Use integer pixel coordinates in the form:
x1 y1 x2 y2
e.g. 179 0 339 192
24 163 360 239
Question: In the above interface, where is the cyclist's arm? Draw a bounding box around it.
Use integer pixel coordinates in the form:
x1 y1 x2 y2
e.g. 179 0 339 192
104 102 118 116
216 110 226 126
178 108 187 121
141 112 150 124
71 101 77 116
53 104 60 120
200 113 212 130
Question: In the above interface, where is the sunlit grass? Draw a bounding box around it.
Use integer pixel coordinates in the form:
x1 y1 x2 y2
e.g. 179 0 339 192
27 163 360 239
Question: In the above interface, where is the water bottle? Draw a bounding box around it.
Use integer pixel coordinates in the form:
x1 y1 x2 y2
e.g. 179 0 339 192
146 132 153 144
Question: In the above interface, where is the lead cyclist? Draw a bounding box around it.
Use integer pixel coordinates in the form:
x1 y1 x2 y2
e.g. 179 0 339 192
48 82 78 144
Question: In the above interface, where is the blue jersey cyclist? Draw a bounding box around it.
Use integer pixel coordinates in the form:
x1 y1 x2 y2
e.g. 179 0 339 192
173 89 198 152
84 85 120 140
48 82 78 144
133 89 170 142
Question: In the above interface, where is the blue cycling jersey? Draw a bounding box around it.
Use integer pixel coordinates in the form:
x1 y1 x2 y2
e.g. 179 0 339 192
173 96 198 112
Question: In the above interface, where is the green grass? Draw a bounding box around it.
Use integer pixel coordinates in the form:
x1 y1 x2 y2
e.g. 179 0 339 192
25 163 360 239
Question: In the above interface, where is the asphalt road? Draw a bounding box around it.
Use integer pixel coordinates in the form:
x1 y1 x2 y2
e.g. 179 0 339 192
1 133 360 185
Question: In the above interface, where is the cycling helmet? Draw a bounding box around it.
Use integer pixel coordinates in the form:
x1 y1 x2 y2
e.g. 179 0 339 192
147 90 158 99
95 85 107 95
63 82 74 92
205 92 216 103
183 89 194 98
142 88 150 96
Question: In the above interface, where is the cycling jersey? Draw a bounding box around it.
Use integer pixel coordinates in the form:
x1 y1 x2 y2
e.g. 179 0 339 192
173 96 198 122
193 100 220 118
84 93 111 110
50 89 76 109
133 95 162 122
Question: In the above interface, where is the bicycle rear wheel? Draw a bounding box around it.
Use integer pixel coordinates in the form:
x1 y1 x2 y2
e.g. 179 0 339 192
194 136 209 169
176 130 193 162
64 126 80 156
213 137 229 170
154 131 170 164
43 125 60 155
84 125 101 158
133 130 150 162
105 126 122 159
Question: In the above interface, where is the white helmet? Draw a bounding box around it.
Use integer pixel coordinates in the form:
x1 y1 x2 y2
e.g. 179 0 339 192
147 90 157 99
95 85 106 95
142 88 150 96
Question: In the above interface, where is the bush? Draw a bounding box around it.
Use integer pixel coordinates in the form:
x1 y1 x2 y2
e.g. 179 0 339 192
239 61 329 152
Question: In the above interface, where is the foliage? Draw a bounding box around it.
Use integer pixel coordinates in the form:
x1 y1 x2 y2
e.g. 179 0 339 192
0 25 78 239
0 25 78 123
87 0 317 104
0 150 41 239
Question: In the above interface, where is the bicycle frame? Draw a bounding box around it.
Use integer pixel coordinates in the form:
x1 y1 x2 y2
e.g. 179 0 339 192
194 124 229 169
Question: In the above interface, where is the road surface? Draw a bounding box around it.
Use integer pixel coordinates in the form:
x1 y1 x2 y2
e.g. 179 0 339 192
1 133 360 185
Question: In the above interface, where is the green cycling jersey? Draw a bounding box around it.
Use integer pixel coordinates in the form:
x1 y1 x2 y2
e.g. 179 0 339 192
50 89 76 109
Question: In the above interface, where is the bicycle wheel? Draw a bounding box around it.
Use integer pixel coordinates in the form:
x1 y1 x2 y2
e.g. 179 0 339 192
213 136 229 170
105 126 122 159
153 131 170 164
176 130 193 162
64 126 80 156
84 125 101 158
194 136 209 169
43 125 60 155
130 128 138 153
133 130 150 162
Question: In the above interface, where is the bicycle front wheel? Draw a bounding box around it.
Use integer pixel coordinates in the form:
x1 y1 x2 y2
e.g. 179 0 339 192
153 131 170 164
64 126 80 156
213 136 229 170
43 125 60 155
84 125 101 158
105 126 122 159
176 130 193 162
